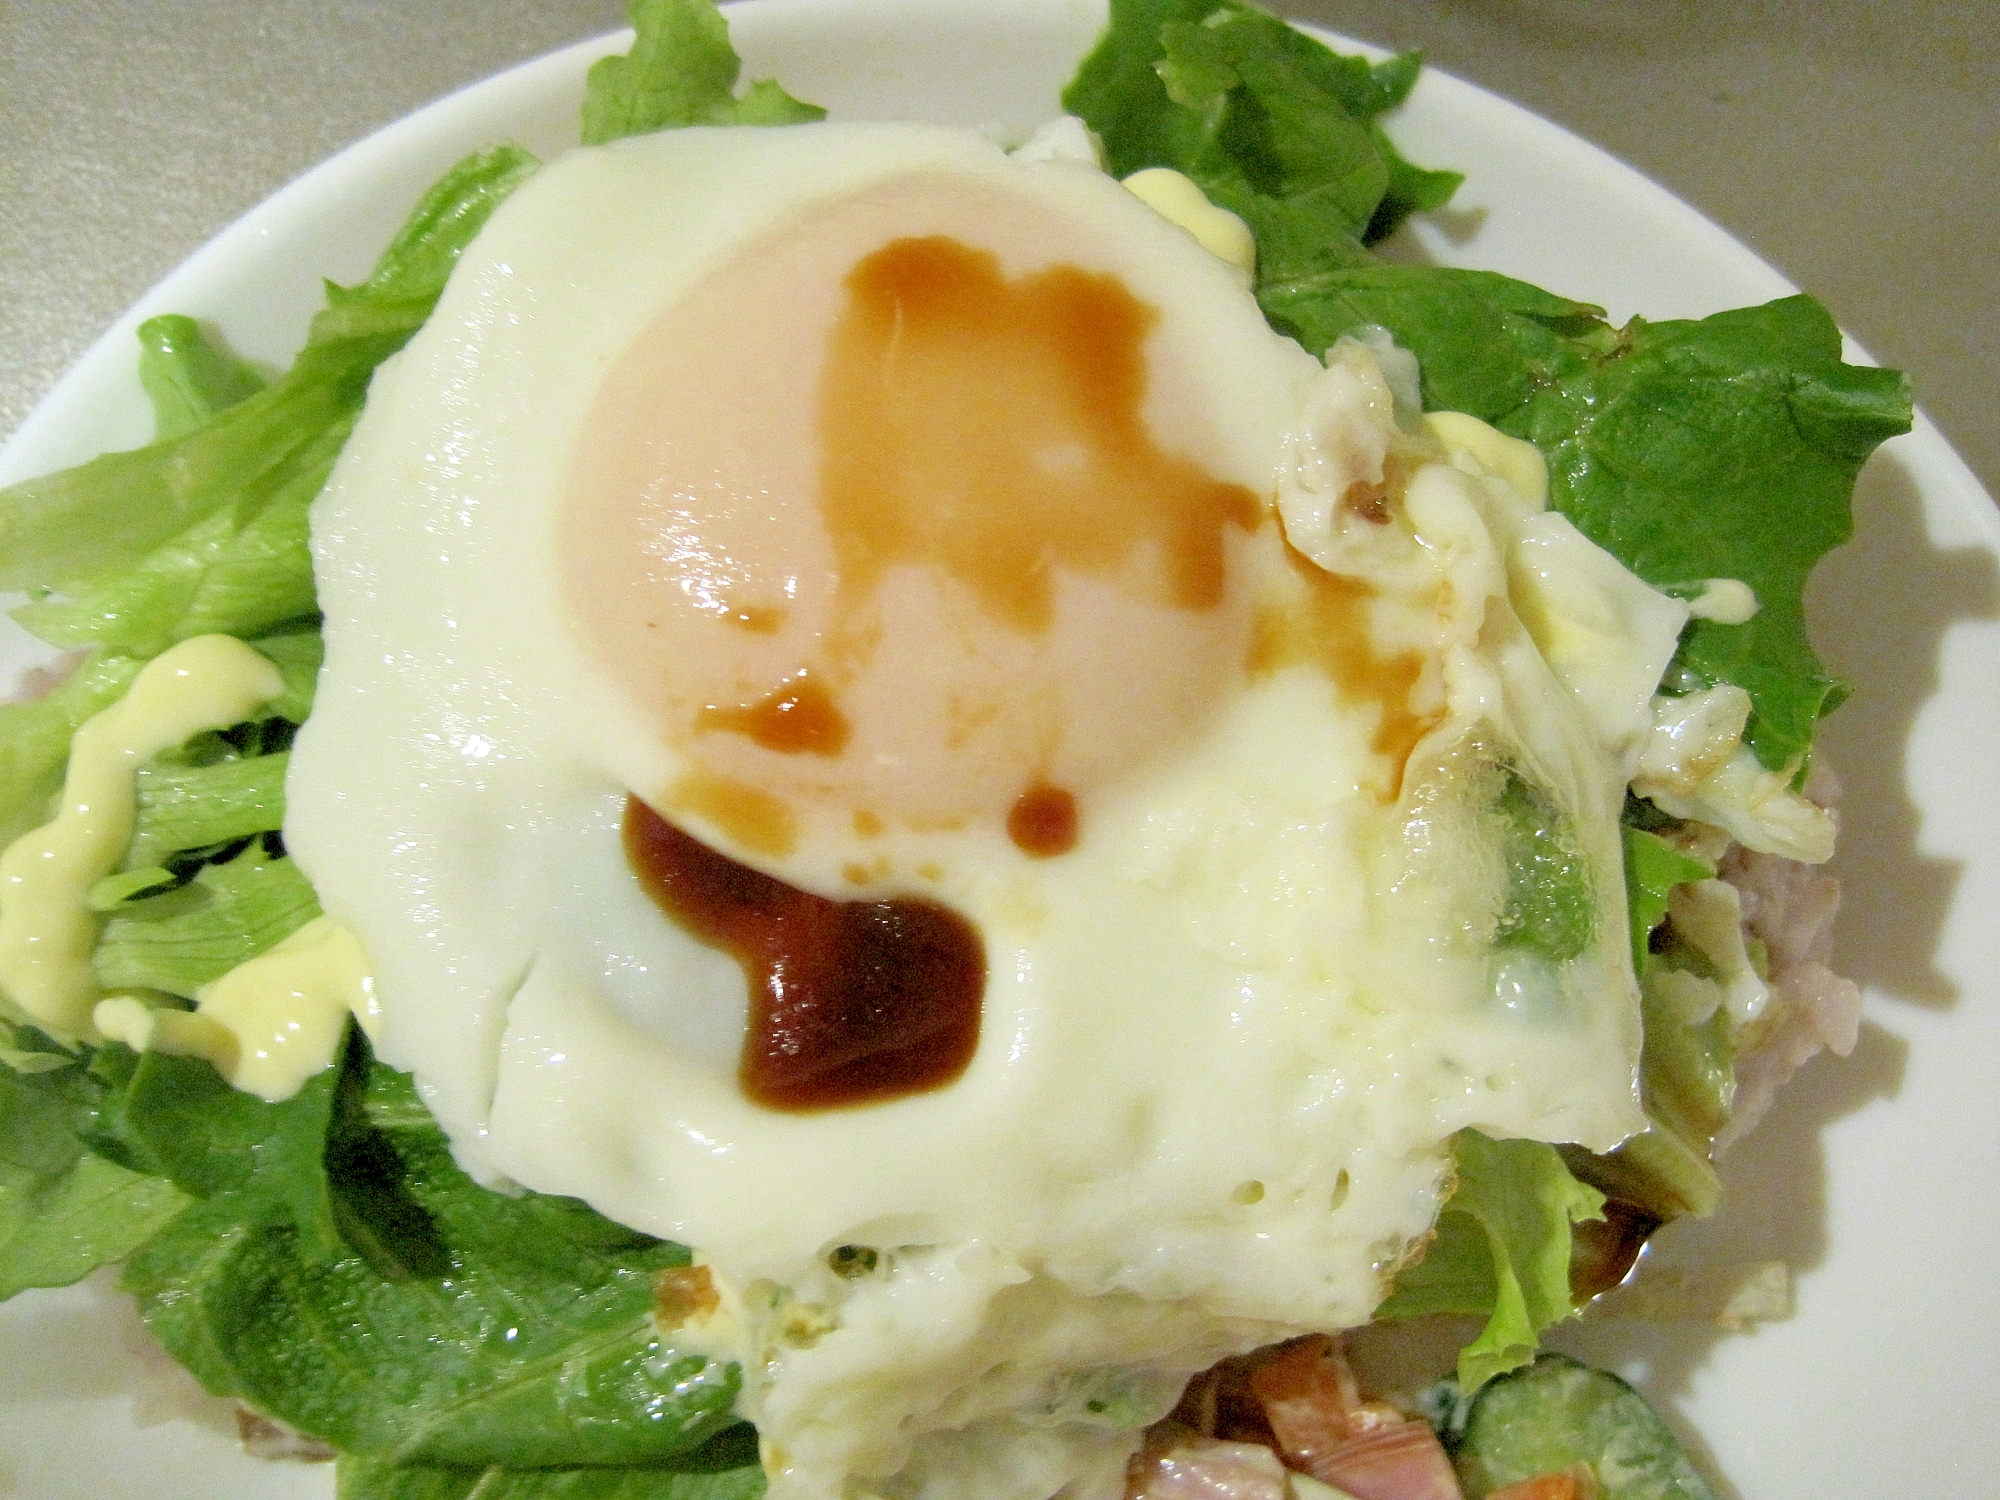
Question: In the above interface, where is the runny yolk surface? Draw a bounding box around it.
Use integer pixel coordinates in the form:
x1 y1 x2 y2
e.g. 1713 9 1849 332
563 171 1266 848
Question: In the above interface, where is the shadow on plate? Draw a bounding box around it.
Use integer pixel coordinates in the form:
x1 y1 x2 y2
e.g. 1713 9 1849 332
0 1272 238 1441
1808 445 2000 1007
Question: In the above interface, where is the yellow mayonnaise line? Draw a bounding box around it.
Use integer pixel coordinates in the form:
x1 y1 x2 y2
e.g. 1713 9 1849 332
93 915 379 1102
1120 168 1256 284
0 635 285 1041
1425 409 1549 508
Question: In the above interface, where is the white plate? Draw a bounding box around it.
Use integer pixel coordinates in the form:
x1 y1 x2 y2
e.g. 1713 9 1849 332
3 2 1997 1497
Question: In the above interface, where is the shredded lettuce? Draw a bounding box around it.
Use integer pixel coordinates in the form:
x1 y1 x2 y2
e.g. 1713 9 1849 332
1378 1130 1606 1393
581 0 823 145
135 315 270 441
1064 0 1459 281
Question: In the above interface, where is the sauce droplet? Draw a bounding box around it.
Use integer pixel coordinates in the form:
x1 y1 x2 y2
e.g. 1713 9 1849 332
1006 783 1078 858
698 671 851 757
623 797 984 1112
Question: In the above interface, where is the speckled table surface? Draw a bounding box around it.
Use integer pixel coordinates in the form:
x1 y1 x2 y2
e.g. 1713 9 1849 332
2 0 1994 496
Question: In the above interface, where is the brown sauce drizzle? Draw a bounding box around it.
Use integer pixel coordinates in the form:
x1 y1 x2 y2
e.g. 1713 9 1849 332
1006 783 1078 858
623 796 984 1112
816 234 1259 642
698 671 851 757
1247 547 1440 800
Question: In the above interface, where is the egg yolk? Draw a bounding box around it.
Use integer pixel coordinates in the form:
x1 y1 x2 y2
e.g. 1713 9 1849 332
563 171 1263 857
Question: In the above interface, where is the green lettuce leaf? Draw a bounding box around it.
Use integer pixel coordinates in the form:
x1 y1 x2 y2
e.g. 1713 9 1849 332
121 1046 738 1469
581 0 823 146
1495 768 1595 963
0 146 537 604
0 1042 189 1299
1378 1130 1605 1392
0 650 145 846
94 843 321 997
11 422 335 660
1511 298 1909 768
1562 830 1731 1225
1264 272 1911 769
1255 263 1612 410
246 626 325 723
1064 0 1457 274
1619 828 1714 973
135 315 269 442
335 1426 766 1500
125 751 289 870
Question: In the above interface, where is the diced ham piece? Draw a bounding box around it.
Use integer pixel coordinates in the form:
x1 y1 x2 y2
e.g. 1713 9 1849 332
1127 1429 1293 1500
1713 845 1862 1153
1246 1336 1402 1470
1150 1336 1464 1500
1309 1421 1462 1500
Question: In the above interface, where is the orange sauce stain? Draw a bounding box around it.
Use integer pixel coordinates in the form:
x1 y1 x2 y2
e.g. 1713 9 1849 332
666 769 798 857
1249 547 1441 800
723 604 786 634
699 671 851 757
816 235 1259 647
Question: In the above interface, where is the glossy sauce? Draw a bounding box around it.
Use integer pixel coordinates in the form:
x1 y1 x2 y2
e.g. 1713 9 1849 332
699 671 851 757
1007 783 1078 858
623 796 984 1111
817 234 1260 639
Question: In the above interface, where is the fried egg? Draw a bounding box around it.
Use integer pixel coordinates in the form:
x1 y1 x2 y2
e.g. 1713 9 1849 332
285 120 1661 1500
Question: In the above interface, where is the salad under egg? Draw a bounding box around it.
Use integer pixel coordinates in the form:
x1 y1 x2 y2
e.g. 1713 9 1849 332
0 3 1911 1500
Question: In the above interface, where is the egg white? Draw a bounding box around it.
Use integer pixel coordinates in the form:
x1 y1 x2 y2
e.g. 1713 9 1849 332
286 120 1648 1500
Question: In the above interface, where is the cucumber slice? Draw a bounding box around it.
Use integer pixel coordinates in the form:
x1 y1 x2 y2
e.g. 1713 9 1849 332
1451 1353 1718 1499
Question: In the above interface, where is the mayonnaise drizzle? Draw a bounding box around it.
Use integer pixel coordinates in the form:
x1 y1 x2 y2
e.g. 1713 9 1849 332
0 635 284 1040
94 915 379 1101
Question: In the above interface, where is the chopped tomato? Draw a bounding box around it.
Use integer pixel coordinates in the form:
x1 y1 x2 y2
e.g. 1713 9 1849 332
1486 1467 1599 1500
